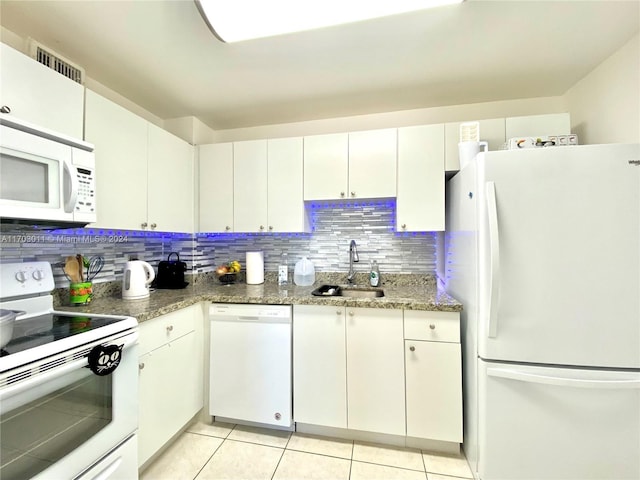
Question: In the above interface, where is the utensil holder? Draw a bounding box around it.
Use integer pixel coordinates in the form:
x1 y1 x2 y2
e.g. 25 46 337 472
70 282 93 305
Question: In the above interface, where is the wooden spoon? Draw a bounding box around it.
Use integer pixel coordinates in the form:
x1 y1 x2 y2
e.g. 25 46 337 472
64 256 81 283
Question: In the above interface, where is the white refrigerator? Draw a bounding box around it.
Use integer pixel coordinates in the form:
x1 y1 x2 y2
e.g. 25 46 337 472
445 143 640 480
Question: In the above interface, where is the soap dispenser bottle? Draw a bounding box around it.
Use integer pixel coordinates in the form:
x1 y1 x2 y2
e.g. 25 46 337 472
370 260 380 287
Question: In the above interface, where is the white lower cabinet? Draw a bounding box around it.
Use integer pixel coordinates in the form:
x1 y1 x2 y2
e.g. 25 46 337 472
293 305 347 428
404 311 463 443
293 306 405 436
293 306 462 443
138 305 204 468
346 307 405 436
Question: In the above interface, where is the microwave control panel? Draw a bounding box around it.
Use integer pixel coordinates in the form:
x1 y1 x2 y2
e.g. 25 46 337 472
75 167 96 214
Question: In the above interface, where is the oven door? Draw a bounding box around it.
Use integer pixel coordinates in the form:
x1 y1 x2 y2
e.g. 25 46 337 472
0 330 138 480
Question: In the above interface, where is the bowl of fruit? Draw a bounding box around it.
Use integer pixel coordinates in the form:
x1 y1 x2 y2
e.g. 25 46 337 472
215 260 241 284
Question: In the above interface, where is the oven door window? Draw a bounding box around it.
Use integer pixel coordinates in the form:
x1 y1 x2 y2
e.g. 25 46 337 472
0 366 113 480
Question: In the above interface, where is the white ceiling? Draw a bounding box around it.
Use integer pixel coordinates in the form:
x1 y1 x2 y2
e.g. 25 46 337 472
1 0 638 130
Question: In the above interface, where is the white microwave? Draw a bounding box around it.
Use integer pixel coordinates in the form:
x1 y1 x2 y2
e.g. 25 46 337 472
0 115 96 227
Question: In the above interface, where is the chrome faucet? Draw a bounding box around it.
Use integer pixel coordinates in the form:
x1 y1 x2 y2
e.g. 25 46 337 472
347 240 359 284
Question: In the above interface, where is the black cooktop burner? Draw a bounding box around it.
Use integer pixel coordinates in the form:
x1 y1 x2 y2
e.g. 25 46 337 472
2 312 127 357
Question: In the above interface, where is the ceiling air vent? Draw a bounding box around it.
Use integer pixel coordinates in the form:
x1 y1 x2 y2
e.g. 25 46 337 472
28 39 84 85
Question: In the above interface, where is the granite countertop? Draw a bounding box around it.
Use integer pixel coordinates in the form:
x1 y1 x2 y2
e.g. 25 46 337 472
62 274 462 323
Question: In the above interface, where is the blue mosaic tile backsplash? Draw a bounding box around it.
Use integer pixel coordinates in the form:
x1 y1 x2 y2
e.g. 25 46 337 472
0 200 438 288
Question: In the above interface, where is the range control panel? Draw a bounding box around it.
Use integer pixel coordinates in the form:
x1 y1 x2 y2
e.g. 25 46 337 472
0 262 55 299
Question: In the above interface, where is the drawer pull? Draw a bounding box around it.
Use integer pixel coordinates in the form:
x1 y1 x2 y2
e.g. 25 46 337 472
139 363 145 370
409 346 415 352
166 325 174 332
429 324 436 330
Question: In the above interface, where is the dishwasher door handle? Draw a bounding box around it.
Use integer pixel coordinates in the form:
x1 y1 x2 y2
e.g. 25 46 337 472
212 316 291 324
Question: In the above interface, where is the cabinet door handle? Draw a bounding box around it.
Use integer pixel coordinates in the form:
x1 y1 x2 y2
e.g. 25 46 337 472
336 310 342 315
348 311 354 317
141 222 148 229
409 346 415 352
429 324 436 330
340 192 345 198
225 226 231 231
166 325 174 332
350 191 356 197
0 105 11 114
401 224 407 230
150 223 157 230
259 225 265 231
268 226 273 231
139 363 145 370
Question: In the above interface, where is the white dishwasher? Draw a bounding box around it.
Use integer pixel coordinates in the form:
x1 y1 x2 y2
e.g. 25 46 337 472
209 303 292 428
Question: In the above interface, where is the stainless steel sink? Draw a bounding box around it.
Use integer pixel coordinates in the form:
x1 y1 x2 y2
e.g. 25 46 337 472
339 287 385 298
311 284 384 298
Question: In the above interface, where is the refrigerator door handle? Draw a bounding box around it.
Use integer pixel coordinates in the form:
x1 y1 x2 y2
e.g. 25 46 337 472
486 181 500 338
487 367 640 389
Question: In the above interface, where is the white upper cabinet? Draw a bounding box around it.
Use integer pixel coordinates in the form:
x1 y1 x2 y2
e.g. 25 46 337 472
397 124 445 232
199 143 234 232
444 118 506 171
85 89 194 232
303 133 349 200
201 137 308 233
304 129 397 201
233 139 268 232
85 90 148 231
147 123 194 233
0 42 84 139
267 137 308 232
348 128 397 199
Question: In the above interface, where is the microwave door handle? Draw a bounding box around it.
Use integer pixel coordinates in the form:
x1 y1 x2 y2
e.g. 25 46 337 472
63 158 79 213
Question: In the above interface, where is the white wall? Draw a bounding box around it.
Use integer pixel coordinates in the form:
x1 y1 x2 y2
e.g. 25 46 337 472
164 116 217 145
210 96 568 143
565 33 640 144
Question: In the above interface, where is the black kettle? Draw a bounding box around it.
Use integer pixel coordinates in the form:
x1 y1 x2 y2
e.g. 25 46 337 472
154 252 188 289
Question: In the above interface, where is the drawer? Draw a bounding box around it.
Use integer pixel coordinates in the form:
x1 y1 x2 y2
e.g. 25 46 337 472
139 306 197 355
404 310 460 343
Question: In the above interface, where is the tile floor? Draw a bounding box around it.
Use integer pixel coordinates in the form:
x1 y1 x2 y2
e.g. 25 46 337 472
140 420 474 480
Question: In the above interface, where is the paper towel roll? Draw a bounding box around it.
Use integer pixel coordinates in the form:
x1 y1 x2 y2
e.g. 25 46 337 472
245 251 264 285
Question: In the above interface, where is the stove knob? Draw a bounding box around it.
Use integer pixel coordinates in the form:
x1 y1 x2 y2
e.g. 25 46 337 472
15 271 27 283
32 270 45 281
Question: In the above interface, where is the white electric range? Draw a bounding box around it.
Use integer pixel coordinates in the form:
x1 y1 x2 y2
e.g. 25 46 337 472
0 261 139 480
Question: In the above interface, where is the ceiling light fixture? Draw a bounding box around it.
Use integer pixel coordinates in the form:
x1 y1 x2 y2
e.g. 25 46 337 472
195 0 464 43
